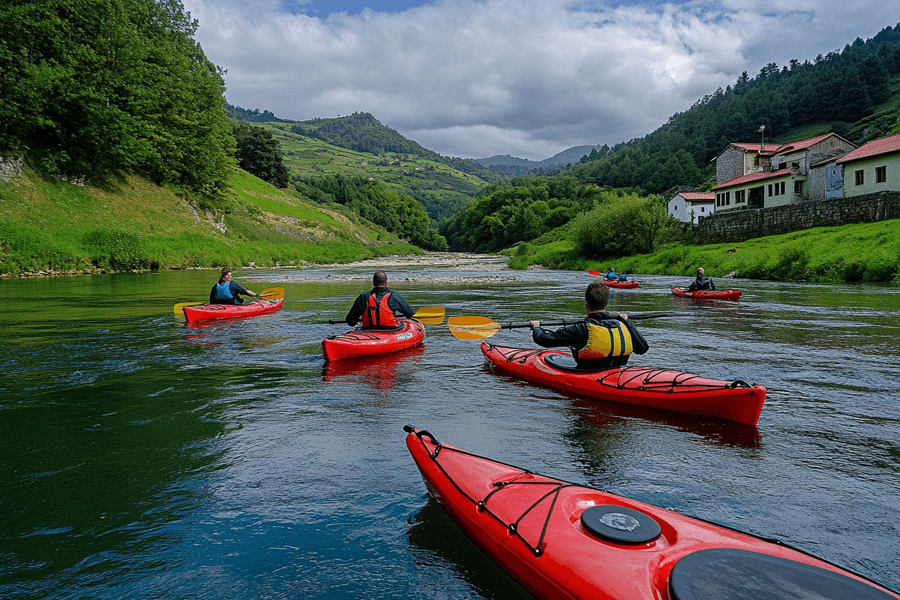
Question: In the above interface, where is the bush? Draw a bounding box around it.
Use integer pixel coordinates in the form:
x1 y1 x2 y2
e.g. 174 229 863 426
83 228 152 270
573 192 675 258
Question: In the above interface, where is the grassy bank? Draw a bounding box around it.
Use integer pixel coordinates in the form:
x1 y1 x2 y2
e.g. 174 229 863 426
506 219 900 283
0 165 421 276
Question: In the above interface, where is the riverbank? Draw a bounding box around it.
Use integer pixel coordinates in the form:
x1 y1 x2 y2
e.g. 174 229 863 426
507 218 900 283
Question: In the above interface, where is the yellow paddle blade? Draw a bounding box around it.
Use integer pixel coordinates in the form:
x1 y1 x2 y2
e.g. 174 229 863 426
259 287 284 300
447 316 502 340
174 301 204 314
413 305 445 325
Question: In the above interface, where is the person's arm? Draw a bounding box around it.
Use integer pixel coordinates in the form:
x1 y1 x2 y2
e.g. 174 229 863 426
389 291 415 318
708 279 716 290
209 284 217 304
531 322 585 349
345 294 367 326
233 282 255 297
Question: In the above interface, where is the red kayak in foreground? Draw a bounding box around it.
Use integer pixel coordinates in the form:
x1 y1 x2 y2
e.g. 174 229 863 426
481 343 765 426
183 298 284 323
404 426 899 600
672 286 741 301
322 318 425 361
601 279 640 289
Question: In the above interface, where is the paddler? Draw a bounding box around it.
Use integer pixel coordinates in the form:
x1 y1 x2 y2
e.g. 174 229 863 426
529 281 649 369
345 270 414 329
687 267 717 291
209 267 257 305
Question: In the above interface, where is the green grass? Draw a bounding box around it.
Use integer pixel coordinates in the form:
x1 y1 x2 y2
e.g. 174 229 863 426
508 219 900 283
0 164 421 275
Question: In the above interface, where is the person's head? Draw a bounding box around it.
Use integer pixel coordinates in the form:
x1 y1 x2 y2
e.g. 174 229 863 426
373 270 388 287
220 267 233 281
585 281 611 312
697 267 705 276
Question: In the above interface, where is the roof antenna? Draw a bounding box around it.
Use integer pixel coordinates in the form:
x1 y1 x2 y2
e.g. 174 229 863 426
758 124 765 150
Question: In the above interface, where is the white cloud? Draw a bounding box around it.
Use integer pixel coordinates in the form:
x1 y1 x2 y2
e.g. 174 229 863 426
182 0 898 160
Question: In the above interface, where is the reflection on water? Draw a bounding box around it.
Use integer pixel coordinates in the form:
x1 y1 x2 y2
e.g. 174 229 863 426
0 267 898 598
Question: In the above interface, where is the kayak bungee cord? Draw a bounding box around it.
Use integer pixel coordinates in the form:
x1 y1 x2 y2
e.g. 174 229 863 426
405 426 587 559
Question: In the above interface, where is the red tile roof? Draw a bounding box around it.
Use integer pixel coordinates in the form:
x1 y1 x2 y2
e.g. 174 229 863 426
676 192 715 202
729 143 781 153
772 134 833 155
835 133 900 164
712 168 795 190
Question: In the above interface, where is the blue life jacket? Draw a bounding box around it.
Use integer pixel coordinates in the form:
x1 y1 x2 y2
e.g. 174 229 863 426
215 282 234 300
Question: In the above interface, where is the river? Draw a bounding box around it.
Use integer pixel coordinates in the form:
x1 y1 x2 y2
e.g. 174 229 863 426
1 257 899 599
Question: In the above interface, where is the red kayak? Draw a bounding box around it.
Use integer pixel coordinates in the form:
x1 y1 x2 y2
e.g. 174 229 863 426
183 298 284 323
404 426 900 600
601 280 640 289
481 343 765 426
322 318 425 361
672 286 741 301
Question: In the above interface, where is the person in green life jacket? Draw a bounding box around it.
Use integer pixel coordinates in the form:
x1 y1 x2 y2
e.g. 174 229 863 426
345 270 414 329
687 267 716 291
209 267 257 305
529 281 649 369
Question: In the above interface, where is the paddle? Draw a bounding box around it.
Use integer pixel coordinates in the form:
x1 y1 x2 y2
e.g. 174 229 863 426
413 305 445 325
447 312 675 340
318 306 446 326
588 270 602 276
173 287 285 314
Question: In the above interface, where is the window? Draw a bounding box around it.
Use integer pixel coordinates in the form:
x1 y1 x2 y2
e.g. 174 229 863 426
855 170 864 185
725 191 731 205
700 206 705 213
735 190 745 204
779 181 785 195
794 181 803 194
768 184 772 196
876 166 886 183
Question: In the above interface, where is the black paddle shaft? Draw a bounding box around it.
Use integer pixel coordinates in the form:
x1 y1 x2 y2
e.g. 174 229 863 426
503 311 674 330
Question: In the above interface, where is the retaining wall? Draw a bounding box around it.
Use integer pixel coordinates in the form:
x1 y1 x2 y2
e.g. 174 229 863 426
693 191 900 243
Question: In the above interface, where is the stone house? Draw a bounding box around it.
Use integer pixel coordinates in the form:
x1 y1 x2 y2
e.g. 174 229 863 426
835 132 900 197
711 133 857 212
667 192 715 223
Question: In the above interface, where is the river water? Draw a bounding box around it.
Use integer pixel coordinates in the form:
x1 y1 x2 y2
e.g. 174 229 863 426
1 258 899 599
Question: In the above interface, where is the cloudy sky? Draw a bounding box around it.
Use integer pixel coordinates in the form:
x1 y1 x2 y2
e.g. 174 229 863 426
181 0 897 160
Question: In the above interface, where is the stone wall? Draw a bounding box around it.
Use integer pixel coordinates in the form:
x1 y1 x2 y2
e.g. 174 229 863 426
0 155 23 182
693 191 900 243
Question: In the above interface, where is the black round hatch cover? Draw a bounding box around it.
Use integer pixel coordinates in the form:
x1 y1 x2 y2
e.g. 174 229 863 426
580 504 662 544
669 548 897 600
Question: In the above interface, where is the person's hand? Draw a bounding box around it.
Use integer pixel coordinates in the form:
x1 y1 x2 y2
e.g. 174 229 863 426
530 320 540 329
617 313 628 320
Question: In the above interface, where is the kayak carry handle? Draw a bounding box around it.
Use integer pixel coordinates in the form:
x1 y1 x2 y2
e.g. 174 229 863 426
728 380 751 388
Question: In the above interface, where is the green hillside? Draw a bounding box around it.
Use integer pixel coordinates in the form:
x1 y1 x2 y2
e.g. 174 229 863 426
246 116 495 221
0 164 420 275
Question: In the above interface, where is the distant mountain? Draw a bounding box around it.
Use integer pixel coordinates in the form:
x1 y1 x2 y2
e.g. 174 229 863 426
474 145 605 170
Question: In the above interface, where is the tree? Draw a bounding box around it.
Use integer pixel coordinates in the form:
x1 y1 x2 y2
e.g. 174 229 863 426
0 0 234 202
233 124 289 188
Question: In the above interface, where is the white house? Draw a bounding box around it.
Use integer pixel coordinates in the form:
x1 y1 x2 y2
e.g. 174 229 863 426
835 132 900 197
668 192 715 223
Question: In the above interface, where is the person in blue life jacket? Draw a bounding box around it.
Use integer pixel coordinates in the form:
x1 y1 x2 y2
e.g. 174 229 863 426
345 270 414 329
529 281 649 369
687 267 717 291
209 267 257 305
605 266 616 281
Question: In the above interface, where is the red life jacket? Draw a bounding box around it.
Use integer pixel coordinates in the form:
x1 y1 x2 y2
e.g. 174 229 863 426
361 290 398 328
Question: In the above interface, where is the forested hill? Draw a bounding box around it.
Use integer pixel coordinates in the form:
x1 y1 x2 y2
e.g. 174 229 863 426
565 22 900 194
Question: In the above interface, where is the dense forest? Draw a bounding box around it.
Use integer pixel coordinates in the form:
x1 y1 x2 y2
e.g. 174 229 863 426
569 24 900 194
443 23 900 253
0 0 235 209
295 174 448 251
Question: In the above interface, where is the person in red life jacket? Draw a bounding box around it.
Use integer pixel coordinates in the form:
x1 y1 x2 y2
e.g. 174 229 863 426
209 267 257 305
345 270 414 329
529 281 649 369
